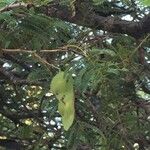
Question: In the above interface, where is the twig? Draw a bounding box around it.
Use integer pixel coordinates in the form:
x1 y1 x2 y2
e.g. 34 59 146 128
32 53 59 70
2 48 68 53
130 34 150 57
0 2 27 13
2 48 64 70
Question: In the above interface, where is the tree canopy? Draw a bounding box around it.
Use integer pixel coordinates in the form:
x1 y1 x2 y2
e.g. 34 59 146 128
0 0 150 149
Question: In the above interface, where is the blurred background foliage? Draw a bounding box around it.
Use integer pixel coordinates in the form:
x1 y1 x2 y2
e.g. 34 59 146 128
0 0 150 150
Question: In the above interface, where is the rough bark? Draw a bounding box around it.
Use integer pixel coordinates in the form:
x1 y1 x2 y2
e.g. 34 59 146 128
0 2 150 38
35 3 150 39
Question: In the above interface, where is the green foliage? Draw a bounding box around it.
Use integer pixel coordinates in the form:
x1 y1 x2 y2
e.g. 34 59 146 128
140 0 150 6
27 68 50 81
0 0 16 8
93 0 106 5
0 0 150 149
21 0 52 5
0 9 71 49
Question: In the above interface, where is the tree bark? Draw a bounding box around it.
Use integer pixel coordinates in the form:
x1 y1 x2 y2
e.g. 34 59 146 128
35 3 150 39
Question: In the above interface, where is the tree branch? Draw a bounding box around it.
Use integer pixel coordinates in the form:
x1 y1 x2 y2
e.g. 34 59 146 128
0 2 27 13
0 2 150 38
36 3 150 38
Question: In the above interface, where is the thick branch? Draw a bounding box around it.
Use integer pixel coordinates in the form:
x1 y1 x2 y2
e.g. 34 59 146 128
0 2 150 38
36 4 150 38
